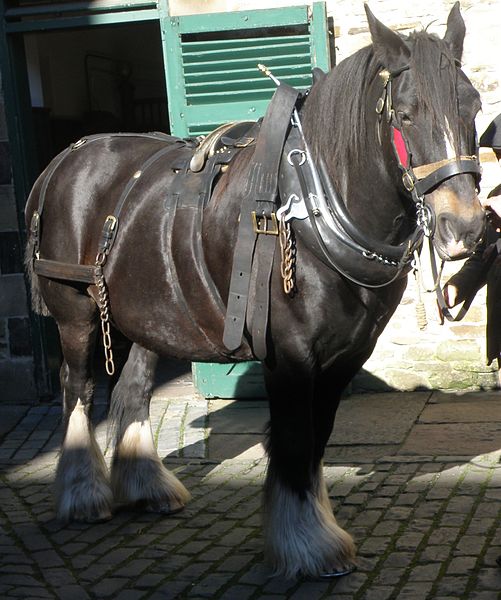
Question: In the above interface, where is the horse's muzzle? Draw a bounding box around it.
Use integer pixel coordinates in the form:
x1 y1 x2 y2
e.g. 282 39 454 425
434 211 486 260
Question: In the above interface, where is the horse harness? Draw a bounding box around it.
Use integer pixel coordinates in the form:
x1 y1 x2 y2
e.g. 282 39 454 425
29 69 482 370
29 128 259 372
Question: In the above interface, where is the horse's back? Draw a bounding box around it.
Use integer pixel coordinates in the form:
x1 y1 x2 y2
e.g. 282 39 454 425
26 134 184 266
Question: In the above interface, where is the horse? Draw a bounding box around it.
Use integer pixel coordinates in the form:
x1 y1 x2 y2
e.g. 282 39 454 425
24 2 484 579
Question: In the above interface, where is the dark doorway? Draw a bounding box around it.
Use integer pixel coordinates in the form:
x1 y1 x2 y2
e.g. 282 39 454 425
24 20 168 171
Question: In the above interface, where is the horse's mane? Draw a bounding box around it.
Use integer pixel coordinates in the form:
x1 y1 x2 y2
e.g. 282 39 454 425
302 30 461 177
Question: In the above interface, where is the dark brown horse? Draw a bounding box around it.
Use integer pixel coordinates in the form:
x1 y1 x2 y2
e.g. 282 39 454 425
24 3 484 578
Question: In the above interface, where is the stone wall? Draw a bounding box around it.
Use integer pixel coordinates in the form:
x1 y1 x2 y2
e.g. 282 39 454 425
0 72 36 402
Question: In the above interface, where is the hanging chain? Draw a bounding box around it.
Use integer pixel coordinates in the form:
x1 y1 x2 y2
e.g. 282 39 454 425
95 261 115 376
279 215 295 295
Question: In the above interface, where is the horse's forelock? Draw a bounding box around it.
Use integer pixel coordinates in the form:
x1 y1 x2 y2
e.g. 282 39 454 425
408 31 461 152
303 29 466 175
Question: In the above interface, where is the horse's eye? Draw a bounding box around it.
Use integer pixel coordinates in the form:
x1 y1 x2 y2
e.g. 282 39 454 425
398 111 413 126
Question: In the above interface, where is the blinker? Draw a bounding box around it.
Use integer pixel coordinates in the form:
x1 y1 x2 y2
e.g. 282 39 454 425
391 126 410 169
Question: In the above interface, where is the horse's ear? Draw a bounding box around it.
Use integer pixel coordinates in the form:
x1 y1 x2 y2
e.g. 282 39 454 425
365 3 410 69
443 1 465 61
312 67 326 85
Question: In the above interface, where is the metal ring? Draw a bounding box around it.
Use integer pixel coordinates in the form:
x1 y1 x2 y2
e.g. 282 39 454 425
287 149 306 166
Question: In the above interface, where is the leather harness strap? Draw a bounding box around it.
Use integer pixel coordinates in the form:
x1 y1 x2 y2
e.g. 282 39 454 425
222 83 300 358
414 158 481 197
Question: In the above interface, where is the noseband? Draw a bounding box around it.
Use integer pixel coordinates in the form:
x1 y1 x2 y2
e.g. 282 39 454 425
376 66 481 236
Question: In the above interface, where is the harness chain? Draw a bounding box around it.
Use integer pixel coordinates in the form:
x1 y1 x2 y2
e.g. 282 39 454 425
95 263 115 376
279 215 295 294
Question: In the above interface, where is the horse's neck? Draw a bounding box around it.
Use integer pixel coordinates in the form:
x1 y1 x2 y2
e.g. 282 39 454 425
321 145 410 246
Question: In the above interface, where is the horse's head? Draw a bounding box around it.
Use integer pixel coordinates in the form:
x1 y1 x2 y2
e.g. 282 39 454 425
366 1 484 260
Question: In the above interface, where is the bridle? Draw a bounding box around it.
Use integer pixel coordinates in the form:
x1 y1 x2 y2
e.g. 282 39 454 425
375 65 481 237
374 64 483 319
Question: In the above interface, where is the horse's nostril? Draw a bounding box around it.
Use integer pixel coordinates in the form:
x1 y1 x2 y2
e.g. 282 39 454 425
437 215 455 241
436 213 485 251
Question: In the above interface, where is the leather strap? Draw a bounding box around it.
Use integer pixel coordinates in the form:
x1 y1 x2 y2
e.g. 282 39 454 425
415 158 481 197
223 84 300 355
251 233 277 360
34 258 99 283
435 237 501 322
96 143 181 259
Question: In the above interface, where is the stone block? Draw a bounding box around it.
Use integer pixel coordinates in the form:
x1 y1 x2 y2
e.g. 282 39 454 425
419 400 501 424
400 422 501 456
332 392 428 445
436 340 482 362
379 368 430 391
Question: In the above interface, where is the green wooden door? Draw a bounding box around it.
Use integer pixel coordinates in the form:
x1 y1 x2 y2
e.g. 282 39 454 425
159 2 332 398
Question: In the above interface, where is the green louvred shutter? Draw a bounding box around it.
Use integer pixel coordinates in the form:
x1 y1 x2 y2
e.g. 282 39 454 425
159 2 332 398
160 2 331 136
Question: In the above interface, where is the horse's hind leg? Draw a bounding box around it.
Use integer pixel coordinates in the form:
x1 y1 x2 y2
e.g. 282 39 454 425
53 289 113 523
110 343 190 513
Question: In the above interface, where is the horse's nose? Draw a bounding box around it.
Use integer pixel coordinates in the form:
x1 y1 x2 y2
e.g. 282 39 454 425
435 212 485 259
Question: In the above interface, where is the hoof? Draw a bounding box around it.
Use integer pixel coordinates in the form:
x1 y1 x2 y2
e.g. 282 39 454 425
73 512 113 525
60 505 113 525
124 496 185 515
317 565 356 579
144 498 186 515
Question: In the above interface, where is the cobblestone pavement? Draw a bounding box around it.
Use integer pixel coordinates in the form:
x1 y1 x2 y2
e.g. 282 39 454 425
1 362 501 599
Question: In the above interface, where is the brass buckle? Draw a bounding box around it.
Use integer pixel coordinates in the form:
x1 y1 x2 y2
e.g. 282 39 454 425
402 171 415 192
252 211 279 235
71 138 87 150
104 215 117 232
379 69 391 87
30 210 40 235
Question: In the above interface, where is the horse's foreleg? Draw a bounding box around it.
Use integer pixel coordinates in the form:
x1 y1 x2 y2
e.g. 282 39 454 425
263 366 355 579
55 308 113 523
110 343 190 513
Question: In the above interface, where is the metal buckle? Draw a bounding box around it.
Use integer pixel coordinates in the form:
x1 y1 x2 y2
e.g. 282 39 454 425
402 171 415 191
104 215 117 232
71 138 87 150
379 69 391 87
252 211 279 235
30 210 40 235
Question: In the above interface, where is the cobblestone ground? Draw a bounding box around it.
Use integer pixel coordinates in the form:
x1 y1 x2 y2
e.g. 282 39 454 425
1 369 501 598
